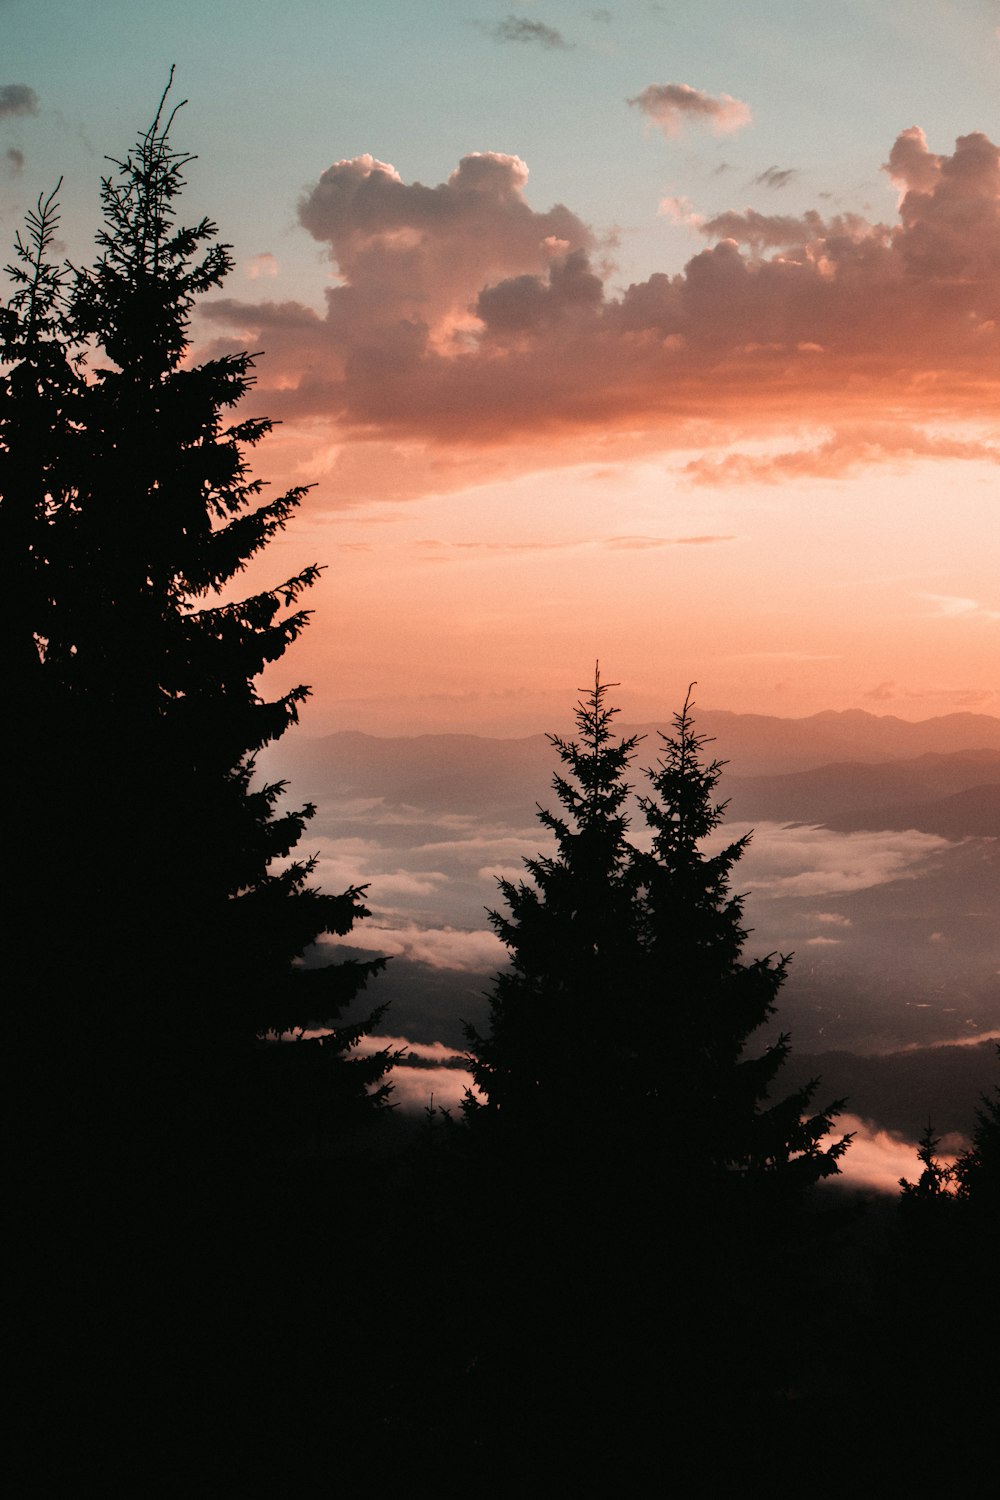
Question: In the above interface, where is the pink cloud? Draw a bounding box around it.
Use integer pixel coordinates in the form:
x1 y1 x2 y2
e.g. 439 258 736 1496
297 150 593 350
699 207 870 251
246 252 279 280
831 1112 958 1195
683 424 1000 485
381 1062 476 1113
628 82 752 138
202 129 1000 483
322 922 505 971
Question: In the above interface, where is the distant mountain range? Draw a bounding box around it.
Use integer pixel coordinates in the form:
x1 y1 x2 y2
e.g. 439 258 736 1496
266 710 1000 833
725 750 1000 838
681 708 1000 776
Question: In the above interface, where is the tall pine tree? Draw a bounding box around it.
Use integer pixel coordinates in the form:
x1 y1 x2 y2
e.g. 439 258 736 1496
465 666 644 1137
2 76 390 1155
633 687 851 1189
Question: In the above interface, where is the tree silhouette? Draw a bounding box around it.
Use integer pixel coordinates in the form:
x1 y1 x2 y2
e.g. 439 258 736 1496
953 1044 999 1212
0 182 79 712
2 77 390 1155
466 671 851 1189
634 687 852 1189
899 1120 956 1201
464 666 643 1135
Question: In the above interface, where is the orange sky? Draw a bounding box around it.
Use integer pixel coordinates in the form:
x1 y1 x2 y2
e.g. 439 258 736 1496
214 124 1000 734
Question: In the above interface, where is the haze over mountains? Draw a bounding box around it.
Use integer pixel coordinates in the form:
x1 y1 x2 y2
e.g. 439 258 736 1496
262 708 1000 1182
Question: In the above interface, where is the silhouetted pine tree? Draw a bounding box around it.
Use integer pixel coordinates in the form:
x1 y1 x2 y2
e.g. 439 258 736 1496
464 666 643 1136
2 77 390 1156
0 183 81 714
899 1120 956 1201
953 1044 999 1214
633 687 852 1190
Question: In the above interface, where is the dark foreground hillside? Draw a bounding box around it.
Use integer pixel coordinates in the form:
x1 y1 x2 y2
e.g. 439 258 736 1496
67 1105 1000 1485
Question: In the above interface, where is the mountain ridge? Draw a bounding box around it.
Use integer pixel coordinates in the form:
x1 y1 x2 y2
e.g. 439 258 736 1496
267 708 1000 783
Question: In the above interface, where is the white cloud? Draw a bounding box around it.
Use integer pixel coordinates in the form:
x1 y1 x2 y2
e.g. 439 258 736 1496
322 923 505 971
721 821 953 898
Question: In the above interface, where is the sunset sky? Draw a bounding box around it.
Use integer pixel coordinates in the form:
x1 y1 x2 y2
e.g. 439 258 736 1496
3 0 998 734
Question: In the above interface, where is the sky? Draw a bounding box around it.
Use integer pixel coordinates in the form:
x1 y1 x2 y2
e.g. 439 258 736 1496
3 0 999 734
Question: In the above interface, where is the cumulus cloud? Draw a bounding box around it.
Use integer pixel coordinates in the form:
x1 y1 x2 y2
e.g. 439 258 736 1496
203 129 1000 474
628 82 752 138
0 83 38 118
483 16 571 49
698 206 870 250
3 146 23 175
291 149 593 355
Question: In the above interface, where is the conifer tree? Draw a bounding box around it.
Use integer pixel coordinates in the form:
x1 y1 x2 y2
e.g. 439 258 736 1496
0 182 80 712
2 77 390 1148
465 666 643 1132
466 672 851 1189
633 687 851 1188
899 1121 956 1202
953 1046 999 1211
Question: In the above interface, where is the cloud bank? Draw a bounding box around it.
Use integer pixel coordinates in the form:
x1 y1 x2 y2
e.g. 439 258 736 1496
726 821 953 898
204 128 1000 481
